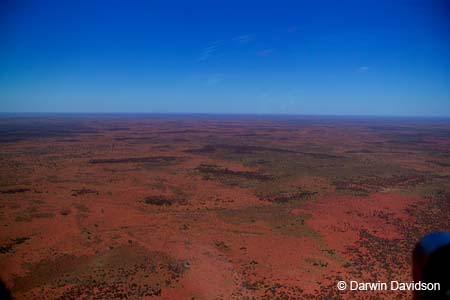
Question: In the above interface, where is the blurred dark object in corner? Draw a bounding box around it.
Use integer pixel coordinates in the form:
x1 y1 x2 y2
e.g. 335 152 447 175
0 278 12 300
413 232 450 300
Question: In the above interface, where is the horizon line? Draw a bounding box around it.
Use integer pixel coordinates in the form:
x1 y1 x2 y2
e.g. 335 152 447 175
0 111 450 119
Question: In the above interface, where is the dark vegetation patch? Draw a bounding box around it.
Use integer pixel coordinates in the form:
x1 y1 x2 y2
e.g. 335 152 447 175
161 129 209 134
367 125 414 131
183 145 217 154
12 245 189 300
14 205 55 222
254 159 270 165
334 174 428 195
184 144 342 159
195 164 273 182
311 260 328 268
0 188 30 194
426 160 450 167
214 240 230 252
170 138 189 142
260 189 317 204
218 205 314 238
114 136 155 141
71 188 99 197
410 190 450 231
260 283 307 300
143 195 187 206
0 122 97 143
236 133 272 137
345 230 403 280
345 149 374 154
60 208 71 216
73 203 89 213
235 257 307 299
343 190 450 291
16 213 54 222
296 151 343 159
0 237 30 254
188 144 291 155
385 139 430 145
238 280 306 299
105 127 129 131
149 176 168 191
88 156 180 164
30 213 55 219
185 143 388 190
369 128 450 154
242 280 264 291
383 129 450 139
55 139 82 142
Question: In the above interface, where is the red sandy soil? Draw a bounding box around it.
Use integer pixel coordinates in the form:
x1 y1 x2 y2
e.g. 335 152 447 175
0 115 449 299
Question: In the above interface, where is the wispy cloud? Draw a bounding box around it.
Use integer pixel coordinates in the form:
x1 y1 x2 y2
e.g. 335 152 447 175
357 66 369 73
233 34 255 44
197 34 275 62
256 48 273 56
197 41 222 62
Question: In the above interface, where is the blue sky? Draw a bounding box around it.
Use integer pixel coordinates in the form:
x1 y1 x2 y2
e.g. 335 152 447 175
1 0 449 116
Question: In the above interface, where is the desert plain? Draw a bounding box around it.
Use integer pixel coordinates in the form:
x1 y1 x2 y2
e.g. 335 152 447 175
0 114 449 300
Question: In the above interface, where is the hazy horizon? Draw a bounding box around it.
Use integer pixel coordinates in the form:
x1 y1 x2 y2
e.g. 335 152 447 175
2 112 450 120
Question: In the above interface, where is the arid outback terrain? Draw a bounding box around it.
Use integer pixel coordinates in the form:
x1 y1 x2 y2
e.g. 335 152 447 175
0 114 449 300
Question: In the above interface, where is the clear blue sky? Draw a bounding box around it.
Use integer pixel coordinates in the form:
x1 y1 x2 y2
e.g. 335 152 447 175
1 0 449 116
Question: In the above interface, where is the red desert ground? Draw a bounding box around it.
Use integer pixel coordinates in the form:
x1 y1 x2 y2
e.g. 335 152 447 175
0 114 449 299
